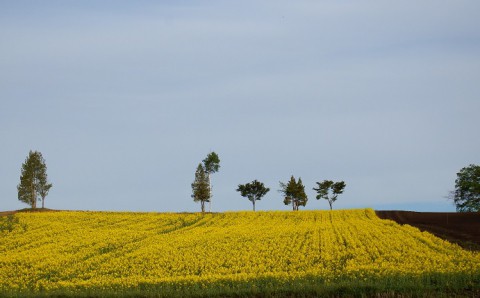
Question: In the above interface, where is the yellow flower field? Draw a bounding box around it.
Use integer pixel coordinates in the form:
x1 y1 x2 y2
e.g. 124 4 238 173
0 209 479 296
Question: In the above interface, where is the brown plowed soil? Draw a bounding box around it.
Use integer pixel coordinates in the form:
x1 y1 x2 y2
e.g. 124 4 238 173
0 211 16 217
376 210 480 251
0 208 57 217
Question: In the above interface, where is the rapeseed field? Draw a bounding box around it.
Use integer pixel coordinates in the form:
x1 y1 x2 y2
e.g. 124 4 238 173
0 209 478 297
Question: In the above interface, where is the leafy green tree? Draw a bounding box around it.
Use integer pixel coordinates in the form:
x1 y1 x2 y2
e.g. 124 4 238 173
313 180 346 210
40 178 53 209
237 180 270 211
451 164 480 212
17 151 52 209
279 176 307 211
191 163 211 213
202 152 220 212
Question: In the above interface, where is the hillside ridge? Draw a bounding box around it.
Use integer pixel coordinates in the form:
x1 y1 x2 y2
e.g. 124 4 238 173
1 209 479 297
2 208 479 250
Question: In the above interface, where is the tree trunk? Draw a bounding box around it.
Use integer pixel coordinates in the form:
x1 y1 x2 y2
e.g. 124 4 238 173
253 200 256 212
42 197 45 209
31 179 36 209
329 201 333 210
201 201 205 213
207 174 211 212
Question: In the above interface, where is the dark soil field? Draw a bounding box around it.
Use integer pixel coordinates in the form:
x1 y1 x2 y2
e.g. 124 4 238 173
0 208 57 217
376 210 480 251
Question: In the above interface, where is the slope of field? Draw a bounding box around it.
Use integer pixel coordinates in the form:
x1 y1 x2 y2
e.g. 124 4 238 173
376 211 480 251
0 209 479 297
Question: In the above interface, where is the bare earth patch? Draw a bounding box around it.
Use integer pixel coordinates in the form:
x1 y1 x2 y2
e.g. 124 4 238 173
0 208 57 217
376 210 480 251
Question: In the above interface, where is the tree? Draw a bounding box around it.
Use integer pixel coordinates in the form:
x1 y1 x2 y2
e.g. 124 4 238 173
237 180 270 211
17 151 52 209
202 152 220 212
279 176 307 211
451 164 480 212
39 178 53 209
191 163 211 213
313 180 346 210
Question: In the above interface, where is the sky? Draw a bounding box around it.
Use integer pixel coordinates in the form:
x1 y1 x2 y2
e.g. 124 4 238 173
1 1 479 213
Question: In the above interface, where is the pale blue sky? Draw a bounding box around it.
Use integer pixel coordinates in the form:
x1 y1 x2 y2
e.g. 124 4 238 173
1 1 479 212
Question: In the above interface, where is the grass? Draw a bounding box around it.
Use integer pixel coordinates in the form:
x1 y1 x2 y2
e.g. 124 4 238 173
4 273 479 297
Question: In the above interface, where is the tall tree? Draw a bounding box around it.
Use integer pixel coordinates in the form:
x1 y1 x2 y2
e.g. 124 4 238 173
237 180 270 211
279 176 307 211
39 174 52 209
17 151 52 209
451 164 480 212
191 163 211 213
202 152 220 212
313 180 346 210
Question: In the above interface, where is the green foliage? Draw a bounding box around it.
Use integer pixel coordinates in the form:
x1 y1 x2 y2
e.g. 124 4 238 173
279 176 308 211
2 272 478 297
236 180 270 211
202 152 220 175
313 180 346 210
202 152 220 212
452 164 480 212
17 151 52 209
191 163 211 212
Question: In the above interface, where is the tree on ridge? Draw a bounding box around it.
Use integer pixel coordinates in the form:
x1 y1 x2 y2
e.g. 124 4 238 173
237 180 270 211
191 163 211 213
450 164 480 212
279 176 307 211
17 150 52 209
202 152 220 212
313 180 346 210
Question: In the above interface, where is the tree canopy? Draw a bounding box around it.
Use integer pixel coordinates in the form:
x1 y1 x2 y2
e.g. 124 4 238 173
313 180 346 210
279 176 307 211
17 150 52 209
202 152 220 212
191 163 211 213
451 164 480 212
237 180 270 211
203 152 220 175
